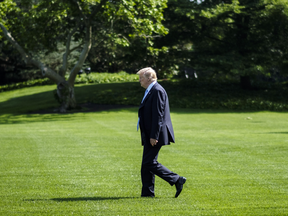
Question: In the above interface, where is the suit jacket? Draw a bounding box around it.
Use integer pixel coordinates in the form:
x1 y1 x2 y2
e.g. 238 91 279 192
138 82 175 146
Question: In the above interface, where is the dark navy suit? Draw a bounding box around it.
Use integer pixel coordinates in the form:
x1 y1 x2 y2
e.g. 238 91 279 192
138 82 179 197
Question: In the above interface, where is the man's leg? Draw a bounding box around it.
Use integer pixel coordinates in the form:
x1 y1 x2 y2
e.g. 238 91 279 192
141 144 159 197
141 164 155 197
141 143 179 197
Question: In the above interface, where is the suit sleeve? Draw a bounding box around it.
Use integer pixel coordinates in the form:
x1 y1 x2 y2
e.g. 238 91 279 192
150 89 166 140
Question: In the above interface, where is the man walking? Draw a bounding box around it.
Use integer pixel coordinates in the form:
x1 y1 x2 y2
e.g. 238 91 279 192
137 67 186 198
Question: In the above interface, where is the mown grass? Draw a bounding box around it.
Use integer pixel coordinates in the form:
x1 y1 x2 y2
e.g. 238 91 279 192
0 84 288 215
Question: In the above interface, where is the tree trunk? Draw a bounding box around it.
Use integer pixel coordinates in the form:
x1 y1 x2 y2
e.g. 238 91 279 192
54 81 77 113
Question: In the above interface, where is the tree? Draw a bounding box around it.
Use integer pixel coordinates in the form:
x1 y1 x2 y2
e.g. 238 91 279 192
151 0 197 77
187 0 288 88
0 0 168 112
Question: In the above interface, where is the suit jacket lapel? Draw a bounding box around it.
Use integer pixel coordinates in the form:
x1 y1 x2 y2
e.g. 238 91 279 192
139 82 158 109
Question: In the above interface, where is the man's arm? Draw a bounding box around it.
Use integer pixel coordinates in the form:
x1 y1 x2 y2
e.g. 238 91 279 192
150 88 166 144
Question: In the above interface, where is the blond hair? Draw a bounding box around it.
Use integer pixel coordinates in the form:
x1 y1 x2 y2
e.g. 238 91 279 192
136 67 157 81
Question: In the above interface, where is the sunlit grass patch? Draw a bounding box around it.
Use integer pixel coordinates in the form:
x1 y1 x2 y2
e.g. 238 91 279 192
0 109 287 215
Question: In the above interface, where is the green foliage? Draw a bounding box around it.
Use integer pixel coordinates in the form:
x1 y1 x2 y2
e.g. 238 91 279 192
142 0 288 80
144 0 198 76
74 72 138 84
2 0 288 83
86 0 169 74
0 0 168 88
187 0 288 77
0 0 17 26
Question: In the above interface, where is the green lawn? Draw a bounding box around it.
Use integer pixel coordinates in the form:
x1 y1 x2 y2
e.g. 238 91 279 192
0 84 288 215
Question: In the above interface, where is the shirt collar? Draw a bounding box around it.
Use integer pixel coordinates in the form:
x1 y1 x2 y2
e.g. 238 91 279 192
146 81 156 93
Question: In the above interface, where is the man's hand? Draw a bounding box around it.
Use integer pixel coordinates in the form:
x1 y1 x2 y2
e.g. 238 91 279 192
150 138 158 146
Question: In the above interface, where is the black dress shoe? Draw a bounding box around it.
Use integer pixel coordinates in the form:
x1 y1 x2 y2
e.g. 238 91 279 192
175 176 186 198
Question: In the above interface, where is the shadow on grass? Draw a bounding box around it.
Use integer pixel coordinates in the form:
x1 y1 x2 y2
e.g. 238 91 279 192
264 132 288 134
0 107 138 125
25 196 136 202
51 196 133 202
0 113 84 125
0 107 272 125
0 82 142 124
0 82 141 115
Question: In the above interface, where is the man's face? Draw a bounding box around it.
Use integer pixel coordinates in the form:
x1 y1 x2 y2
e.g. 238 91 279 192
139 73 150 89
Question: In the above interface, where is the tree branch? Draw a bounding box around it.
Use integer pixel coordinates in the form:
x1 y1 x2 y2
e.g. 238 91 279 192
65 0 104 85
68 24 92 86
59 22 81 77
117 34 131 45
0 22 30 63
0 22 65 84
69 43 84 53
139 34 162 38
